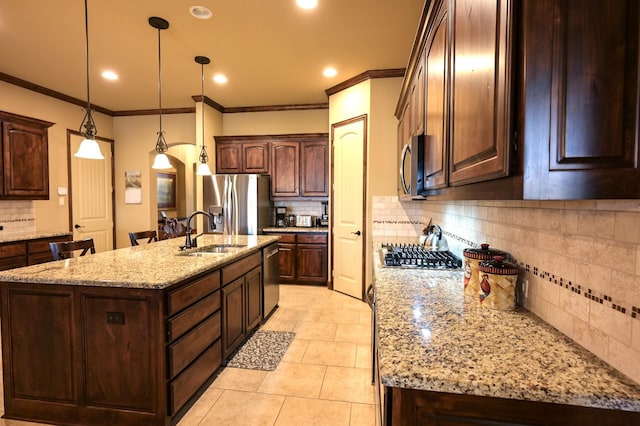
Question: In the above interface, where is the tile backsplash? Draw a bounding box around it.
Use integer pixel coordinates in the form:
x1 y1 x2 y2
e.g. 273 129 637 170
372 196 640 385
0 200 35 234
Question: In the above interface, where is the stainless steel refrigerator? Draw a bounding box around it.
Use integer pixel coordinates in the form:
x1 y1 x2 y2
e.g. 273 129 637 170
203 174 273 235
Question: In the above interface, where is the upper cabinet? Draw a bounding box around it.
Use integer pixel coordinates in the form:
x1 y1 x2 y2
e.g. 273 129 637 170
423 1 449 190
270 141 300 197
398 0 640 199
215 134 329 200
448 0 513 186
521 0 640 199
215 138 269 174
0 111 53 200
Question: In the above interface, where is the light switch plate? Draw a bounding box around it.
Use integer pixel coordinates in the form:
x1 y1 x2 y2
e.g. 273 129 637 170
57 186 68 196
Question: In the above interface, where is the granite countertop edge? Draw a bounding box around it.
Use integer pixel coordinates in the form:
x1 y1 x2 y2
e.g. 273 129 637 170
0 235 280 290
372 250 640 413
263 227 328 234
0 231 73 244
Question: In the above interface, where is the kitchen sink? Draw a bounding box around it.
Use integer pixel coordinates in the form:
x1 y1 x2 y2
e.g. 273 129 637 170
178 243 246 256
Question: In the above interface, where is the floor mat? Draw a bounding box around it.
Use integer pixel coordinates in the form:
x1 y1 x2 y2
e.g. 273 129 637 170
224 330 295 371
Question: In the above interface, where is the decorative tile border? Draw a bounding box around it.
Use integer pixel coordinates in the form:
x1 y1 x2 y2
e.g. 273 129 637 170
448 232 640 324
0 218 35 223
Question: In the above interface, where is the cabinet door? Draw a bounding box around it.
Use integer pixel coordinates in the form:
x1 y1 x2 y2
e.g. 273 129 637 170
423 3 449 190
522 0 640 199
301 140 329 197
2 121 49 198
271 141 300 197
297 244 328 283
245 267 262 333
216 143 242 174
409 50 425 136
449 0 513 186
243 142 269 174
278 243 296 282
221 277 245 358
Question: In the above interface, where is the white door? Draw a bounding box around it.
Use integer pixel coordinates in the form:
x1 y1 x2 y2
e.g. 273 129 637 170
332 116 366 299
70 133 114 252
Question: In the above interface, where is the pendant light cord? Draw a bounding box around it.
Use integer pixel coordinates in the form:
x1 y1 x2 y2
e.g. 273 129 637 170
201 61 205 148
84 0 91 111
157 25 163 134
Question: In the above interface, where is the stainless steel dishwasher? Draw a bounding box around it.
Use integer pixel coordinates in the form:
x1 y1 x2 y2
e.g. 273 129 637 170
263 243 280 320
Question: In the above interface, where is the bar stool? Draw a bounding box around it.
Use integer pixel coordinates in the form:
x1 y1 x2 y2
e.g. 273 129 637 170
49 238 96 260
129 230 158 246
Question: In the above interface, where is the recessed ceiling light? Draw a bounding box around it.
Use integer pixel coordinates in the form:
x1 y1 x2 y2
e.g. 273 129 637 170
189 5 213 19
213 74 228 84
101 70 118 80
296 0 318 10
323 67 337 77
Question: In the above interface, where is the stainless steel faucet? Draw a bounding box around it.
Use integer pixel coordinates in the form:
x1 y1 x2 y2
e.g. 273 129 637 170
183 210 215 249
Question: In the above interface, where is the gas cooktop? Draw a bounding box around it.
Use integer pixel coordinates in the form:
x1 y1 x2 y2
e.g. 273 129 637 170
379 243 462 269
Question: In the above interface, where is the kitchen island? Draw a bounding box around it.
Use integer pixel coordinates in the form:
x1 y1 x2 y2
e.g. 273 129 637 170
372 251 640 425
0 234 279 426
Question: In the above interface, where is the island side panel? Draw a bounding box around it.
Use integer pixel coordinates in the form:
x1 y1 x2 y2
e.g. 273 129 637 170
0 282 167 426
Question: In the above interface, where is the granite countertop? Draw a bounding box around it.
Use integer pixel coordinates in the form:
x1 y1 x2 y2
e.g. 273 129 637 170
0 234 279 290
263 227 328 234
0 231 72 244
372 250 640 412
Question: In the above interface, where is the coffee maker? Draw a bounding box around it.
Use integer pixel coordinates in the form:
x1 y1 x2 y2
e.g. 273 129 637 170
275 207 287 227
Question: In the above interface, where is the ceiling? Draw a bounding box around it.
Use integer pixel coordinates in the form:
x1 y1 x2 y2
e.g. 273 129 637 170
0 0 424 113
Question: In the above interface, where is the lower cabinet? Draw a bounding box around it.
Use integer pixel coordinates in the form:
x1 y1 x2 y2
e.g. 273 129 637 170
0 234 72 271
265 232 328 285
220 251 263 358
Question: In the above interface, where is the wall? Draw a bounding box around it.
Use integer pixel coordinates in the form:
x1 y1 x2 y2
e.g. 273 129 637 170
222 109 329 135
0 81 114 234
372 196 640 385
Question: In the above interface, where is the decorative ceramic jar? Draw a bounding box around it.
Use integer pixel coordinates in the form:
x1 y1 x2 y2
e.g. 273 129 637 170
462 244 506 297
478 256 520 311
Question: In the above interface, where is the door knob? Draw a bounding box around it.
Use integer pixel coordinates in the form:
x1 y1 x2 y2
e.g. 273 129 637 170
74 224 85 229
351 230 361 236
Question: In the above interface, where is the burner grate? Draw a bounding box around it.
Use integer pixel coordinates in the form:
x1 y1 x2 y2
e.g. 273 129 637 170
380 243 462 269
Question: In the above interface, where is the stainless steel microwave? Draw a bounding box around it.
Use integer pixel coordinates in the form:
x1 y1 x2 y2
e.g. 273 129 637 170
399 134 425 199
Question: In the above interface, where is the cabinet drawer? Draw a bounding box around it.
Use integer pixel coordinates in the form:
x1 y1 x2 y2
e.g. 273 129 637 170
221 251 262 285
27 236 71 254
169 339 221 415
167 291 220 341
27 251 54 265
0 243 26 259
0 256 27 271
276 234 296 243
168 312 221 378
298 234 327 244
167 271 220 315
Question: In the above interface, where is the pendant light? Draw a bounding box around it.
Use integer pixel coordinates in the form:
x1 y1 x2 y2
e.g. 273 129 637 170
74 0 104 160
149 17 172 170
195 55 212 176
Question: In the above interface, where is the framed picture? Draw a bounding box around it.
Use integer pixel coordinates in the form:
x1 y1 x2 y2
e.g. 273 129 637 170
157 172 176 209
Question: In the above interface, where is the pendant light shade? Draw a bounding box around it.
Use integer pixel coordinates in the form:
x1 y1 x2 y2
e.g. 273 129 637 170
75 0 104 160
195 55 212 176
149 17 171 170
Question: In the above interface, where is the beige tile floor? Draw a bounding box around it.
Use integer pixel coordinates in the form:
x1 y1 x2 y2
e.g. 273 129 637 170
0 285 374 426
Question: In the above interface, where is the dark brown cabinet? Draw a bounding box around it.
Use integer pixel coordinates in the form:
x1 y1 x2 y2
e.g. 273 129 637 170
423 2 449 190
448 0 513 186
0 234 72 271
215 139 269 174
271 141 300 197
0 111 53 199
520 0 640 199
220 251 262 358
300 140 329 197
400 0 640 200
265 232 328 285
